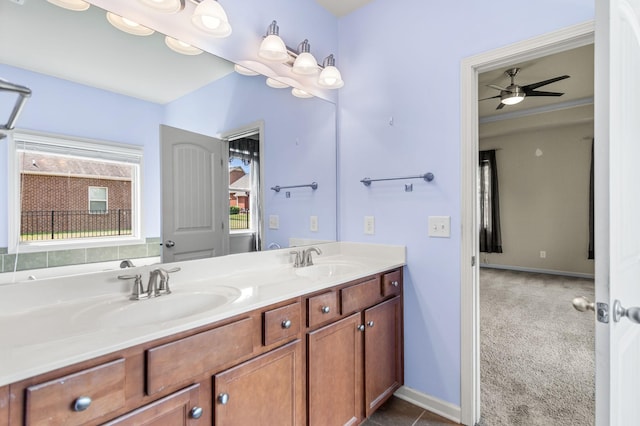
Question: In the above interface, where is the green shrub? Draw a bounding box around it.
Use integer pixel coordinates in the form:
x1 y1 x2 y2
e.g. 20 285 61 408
229 206 240 215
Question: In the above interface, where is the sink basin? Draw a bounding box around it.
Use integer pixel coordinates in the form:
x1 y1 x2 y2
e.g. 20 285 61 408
72 286 242 328
295 262 360 279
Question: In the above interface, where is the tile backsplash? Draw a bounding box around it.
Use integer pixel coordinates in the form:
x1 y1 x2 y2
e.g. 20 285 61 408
0 238 161 273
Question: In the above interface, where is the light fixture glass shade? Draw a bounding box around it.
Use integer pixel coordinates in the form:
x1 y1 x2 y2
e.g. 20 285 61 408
165 36 203 55
234 64 259 76
46 0 90 11
500 91 525 105
106 12 155 36
266 78 289 89
258 21 289 62
138 0 185 13
292 40 318 75
292 88 313 98
318 55 344 88
191 0 232 38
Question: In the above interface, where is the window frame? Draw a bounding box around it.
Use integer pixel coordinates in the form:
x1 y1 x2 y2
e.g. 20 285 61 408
88 186 108 213
8 131 144 253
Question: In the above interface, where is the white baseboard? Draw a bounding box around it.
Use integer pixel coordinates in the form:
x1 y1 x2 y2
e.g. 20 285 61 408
394 386 461 424
479 263 594 279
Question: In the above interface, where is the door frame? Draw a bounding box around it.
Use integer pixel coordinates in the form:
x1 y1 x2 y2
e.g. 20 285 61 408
459 21 595 425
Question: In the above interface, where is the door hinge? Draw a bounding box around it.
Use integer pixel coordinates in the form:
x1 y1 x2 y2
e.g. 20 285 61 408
597 302 609 323
471 256 476 266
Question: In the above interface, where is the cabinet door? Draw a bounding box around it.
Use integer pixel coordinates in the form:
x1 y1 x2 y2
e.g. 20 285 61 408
214 340 303 426
308 313 363 426
364 296 403 417
104 383 202 426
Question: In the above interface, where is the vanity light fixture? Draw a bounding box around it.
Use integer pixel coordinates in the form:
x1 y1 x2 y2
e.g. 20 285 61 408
46 0 90 11
291 88 313 98
292 40 319 75
138 0 185 13
234 64 260 76
106 12 155 36
191 0 232 37
318 54 344 89
258 21 289 62
165 36 203 55
266 78 289 89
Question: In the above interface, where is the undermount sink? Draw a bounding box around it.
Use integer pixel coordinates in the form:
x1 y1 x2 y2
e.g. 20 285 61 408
72 286 242 328
294 262 360 279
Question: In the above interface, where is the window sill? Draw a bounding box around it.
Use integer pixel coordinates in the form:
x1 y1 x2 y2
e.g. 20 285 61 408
12 236 146 254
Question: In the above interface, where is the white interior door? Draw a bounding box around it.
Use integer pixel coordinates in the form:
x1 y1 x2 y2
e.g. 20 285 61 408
595 0 640 424
160 125 228 262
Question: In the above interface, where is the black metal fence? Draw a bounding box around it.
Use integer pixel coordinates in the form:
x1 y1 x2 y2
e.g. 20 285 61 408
229 213 250 230
21 209 132 241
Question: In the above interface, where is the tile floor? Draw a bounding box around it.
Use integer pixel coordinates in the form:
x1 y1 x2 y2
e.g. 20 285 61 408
362 397 458 426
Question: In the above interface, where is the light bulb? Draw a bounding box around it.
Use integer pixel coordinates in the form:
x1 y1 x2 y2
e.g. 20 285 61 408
106 12 155 36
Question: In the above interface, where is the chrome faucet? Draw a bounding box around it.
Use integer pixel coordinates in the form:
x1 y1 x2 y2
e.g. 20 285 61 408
120 259 135 268
290 250 303 268
302 247 322 266
118 267 180 300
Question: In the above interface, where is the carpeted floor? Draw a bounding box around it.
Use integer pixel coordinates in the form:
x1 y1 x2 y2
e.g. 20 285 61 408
478 268 595 426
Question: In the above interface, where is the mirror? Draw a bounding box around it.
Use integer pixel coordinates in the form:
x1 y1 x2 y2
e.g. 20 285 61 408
0 0 336 280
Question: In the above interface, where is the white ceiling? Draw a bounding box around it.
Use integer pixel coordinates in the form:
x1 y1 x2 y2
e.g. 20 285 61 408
0 0 234 104
315 0 374 17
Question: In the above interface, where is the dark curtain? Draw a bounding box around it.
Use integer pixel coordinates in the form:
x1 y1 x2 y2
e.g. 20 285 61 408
229 137 259 164
479 150 503 253
588 140 594 259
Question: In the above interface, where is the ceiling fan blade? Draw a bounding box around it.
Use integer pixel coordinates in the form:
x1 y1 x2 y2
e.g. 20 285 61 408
488 84 507 91
479 95 502 101
522 75 570 91
496 102 506 110
525 90 565 97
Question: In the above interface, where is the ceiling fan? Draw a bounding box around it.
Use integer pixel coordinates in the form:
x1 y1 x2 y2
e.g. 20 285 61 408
481 67 570 110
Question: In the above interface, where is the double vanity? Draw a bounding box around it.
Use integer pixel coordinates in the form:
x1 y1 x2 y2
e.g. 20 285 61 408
0 242 405 425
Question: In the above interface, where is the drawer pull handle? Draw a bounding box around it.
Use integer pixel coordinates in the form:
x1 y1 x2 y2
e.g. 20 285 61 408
367 320 375 328
218 393 230 405
321 306 331 314
190 406 204 419
391 280 399 287
281 319 292 329
357 324 365 332
72 396 92 412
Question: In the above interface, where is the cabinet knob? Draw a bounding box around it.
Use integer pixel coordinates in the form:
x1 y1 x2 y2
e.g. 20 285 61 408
321 306 330 314
357 324 365 332
281 319 292 329
190 406 204 419
367 320 375 328
72 396 92 412
218 393 230 405
391 280 399 287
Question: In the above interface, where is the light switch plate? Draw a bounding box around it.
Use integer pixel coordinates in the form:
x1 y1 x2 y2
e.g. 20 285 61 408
310 216 318 232
364 216 375 235
428 216 450 238
268 215 279 230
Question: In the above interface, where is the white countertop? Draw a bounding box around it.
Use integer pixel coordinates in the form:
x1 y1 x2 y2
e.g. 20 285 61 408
0 242 405 386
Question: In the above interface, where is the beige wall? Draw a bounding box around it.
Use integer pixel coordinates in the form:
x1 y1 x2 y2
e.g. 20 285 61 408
480 121 594 276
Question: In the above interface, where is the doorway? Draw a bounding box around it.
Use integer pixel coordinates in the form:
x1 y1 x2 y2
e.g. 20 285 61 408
459 22 595 425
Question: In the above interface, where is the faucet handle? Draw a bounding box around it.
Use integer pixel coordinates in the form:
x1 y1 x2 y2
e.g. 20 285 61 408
290 251 302 268
157 267 181 295
118 274 145 300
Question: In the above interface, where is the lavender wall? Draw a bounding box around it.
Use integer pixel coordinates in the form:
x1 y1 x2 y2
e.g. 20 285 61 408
337 0 595 406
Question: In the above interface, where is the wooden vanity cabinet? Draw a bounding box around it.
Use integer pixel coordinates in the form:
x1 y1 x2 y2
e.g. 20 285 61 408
306 268 404 425
1 385 8 425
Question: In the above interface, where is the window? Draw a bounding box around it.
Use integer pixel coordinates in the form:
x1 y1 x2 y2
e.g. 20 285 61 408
479 150 503 253
8 131 143 251
228 136 260 233
89 187 108 213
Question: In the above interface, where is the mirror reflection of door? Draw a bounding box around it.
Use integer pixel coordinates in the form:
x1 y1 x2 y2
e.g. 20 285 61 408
227 130 262 254
160 125 228 262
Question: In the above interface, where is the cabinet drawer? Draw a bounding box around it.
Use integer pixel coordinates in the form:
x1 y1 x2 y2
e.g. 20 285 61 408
146 317 255 395
307 291 340 328
382 269 402 297
25 358 125 426
341 277 381 314
264 301 301 346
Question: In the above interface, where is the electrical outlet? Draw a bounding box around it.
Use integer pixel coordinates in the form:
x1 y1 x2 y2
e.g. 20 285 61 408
540 251 546 259
268 215 279 230
428 216 451 238
310 216 318 232
364 216 375 235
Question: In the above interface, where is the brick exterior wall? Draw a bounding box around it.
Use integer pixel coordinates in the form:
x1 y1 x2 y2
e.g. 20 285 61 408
20 174 132 238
